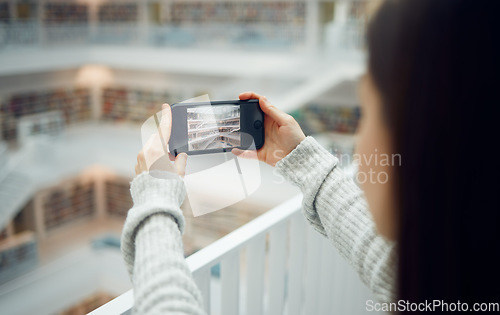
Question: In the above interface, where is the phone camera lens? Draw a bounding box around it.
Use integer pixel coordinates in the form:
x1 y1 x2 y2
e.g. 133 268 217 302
254 120 263 129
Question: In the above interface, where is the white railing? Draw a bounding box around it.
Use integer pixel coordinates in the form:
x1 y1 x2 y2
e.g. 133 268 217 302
0 22 306 50
90 195 380 315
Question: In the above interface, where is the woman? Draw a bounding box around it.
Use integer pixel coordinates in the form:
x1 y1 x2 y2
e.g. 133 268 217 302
122 0 500 313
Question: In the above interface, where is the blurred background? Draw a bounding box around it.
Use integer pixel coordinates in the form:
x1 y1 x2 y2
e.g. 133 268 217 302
0 0 366 313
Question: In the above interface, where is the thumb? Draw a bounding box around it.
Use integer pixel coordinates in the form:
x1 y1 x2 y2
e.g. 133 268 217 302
174 152 188 177
259 96 291 126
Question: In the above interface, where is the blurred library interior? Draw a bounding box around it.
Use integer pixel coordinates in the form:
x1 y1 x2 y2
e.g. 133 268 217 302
0 0 369 314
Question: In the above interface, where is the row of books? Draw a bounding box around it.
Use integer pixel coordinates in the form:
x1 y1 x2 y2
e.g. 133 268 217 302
0 2 9 21
101 87 184 123
42 181 96 231
1 1 308 25
45 3 139 24
0 88 91 141
169 2 306 25
0 2 137 24
105 180 133 218
1 2 308 47
0 86 361 146
98 3 138 23
44 3 88 24
0 84 186 142
0 2 38 22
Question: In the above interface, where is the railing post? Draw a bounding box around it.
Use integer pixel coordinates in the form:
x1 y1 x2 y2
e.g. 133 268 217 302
221 251 240 315
287 213 307 315
303 226 323 315
245 234 265 315
330 249 346 314
268 222 288 315
318 238 336 315
193 268 211 314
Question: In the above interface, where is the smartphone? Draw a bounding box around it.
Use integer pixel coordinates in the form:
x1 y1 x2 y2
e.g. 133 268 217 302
169 99 264 156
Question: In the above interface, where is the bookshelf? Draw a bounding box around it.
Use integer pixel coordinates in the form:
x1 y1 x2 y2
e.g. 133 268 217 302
102 86 181 123
44 2 89 43
0 87 91 141
44 2 88 24
0 2 10 22
94 2 140 43
98 3 138 23
0 231 38 285
0 227 7 241
0 0 369 50
105 178 133 218
169 2 306 25
16 2 37 21
13 199 35 234
149 1 307 48
41 179 95 231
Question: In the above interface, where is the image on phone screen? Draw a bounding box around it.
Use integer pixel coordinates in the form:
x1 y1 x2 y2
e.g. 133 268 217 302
187 105 240 151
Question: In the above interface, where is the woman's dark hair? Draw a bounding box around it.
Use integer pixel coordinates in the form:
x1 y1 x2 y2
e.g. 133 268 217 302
367 0 500 309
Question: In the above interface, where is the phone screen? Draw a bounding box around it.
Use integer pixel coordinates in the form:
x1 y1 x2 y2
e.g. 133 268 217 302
170 99 263 156
187 105 240 151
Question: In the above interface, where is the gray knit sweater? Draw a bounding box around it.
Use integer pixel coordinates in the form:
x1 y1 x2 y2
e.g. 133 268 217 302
121 136 396 314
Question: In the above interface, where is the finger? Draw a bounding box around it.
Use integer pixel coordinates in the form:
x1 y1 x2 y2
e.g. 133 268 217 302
174 153 188 177
239 91 262 100
232 148 259 160
259 96 291 126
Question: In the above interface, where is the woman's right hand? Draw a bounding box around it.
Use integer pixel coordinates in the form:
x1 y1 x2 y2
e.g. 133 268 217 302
232 91 306 166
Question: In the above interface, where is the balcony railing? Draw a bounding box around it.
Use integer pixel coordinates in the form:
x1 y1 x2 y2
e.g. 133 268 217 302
90 195 380 315
0 22 307 50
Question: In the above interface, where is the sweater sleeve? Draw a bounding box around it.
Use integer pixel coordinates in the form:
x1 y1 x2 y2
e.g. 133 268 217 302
121 171 205 315
275 136 397 303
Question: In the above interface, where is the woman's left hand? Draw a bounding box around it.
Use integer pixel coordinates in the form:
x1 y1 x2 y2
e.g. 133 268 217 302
135 103 188 177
